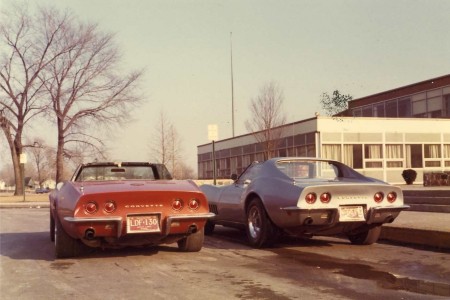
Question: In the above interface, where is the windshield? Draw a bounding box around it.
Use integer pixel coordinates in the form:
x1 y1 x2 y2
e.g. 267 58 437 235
75 165 157 181
276 160 338 180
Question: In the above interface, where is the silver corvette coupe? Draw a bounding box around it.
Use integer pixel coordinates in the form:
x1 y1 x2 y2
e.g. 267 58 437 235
201 158 409 247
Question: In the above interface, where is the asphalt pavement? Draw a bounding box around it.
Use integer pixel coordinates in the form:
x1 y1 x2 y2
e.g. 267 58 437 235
1 185 449 251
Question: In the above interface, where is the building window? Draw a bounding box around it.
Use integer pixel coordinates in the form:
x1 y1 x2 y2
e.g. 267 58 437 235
386 144 403 168
398 98 411 117
386 100 398 117
352 108 362 117
444 144 450 167
342 144 363 169
445 95 450 117
322 144 341 161
424 144 441 167
364 144 383 168
374 103 385 117
406 144 423 168
362 106 372 117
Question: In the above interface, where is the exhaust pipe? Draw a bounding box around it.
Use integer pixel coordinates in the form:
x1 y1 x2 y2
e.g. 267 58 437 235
385 216 395 223
85 228 96 240
187 225 198 234
303 217 313 225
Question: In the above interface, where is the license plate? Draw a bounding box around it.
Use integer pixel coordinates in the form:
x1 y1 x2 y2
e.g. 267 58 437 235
339 206 365 222
127 215 161 233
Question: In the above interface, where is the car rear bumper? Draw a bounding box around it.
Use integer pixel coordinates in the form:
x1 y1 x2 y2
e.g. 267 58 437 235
280 205 410 226
64 213 215 238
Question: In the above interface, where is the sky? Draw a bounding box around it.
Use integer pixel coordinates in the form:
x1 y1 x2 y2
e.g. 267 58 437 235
1 0 450 173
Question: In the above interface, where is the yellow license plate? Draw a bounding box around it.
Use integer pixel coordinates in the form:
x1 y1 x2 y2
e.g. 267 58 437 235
339 206 365 222
127 215 161 233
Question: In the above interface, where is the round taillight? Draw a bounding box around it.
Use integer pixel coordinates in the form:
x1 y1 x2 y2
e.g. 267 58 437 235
104 201 116 213
188 199 200 210
85 202 98 214
374 192 384 203
305 193 317 204
172 199 183 211
320 192 331 203
387 192 397 203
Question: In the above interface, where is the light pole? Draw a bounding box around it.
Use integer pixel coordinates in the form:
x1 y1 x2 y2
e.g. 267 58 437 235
19 153 27 202
208 124 218 185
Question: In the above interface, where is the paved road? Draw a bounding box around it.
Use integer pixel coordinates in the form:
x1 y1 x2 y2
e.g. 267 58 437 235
1 208 449 299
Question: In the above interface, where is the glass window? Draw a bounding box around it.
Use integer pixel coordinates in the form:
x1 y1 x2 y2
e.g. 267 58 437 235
386 100 398 117
406 144 423 168
398 98 411 117
362 106 372 117
364 144 383 168
425 144 441 158
342 144 362 169
374 103 385 117
322 144 341 161
386 144 403 168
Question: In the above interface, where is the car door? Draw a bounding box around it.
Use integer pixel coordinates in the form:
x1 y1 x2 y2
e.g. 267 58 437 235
217 163 262 223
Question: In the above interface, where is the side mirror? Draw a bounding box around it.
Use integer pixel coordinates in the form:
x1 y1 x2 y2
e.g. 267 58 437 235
230 174 238 181
56 182 64 191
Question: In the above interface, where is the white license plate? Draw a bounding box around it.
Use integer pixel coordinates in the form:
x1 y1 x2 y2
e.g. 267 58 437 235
339 206 365 222
127 215 161 233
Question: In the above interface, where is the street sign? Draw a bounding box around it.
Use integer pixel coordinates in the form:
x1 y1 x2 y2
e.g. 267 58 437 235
208 124 218 141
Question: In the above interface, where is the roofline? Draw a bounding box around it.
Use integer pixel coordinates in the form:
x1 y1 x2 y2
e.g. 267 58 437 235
348 74 450 109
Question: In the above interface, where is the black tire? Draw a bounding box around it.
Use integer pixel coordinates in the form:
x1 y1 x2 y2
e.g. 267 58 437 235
246 198 277 248
50 211 55 242
204 220 215 235
54 217 85 258
348 225 382 245
177 229 205 252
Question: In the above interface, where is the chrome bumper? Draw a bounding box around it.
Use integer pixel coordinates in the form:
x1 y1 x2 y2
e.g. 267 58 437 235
64 213 215 238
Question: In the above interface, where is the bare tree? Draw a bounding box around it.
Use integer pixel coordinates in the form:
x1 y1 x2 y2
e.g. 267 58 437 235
0 4 75 195
39 8 143 182
26 138 54 188
320 90 352 116
150 110 184 178
245 81 287 160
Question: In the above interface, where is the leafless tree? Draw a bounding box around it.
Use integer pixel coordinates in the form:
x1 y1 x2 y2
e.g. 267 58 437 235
26 138 54 188
245 81 287 160
39 8 143 182
0 4 75 195
150 110 185 178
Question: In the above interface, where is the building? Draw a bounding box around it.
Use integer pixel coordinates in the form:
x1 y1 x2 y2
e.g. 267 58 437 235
197 75 450 184
343 74 450 118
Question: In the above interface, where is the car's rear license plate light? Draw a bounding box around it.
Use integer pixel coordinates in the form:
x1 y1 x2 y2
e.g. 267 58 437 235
338 206 365 222
127 215 161 233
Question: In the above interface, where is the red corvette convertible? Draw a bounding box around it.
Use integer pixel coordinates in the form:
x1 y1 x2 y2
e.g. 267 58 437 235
49 162 214 258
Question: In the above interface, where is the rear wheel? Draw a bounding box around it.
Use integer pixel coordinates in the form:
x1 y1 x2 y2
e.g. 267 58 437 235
54 217 86 258
204 220 215 235
348 225 382 245
177 229 205 252
246 198 277 248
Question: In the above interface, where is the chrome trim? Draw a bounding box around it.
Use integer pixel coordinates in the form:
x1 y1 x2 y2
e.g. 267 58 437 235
165 213 216 234
64 216 123 238
64 212 215 239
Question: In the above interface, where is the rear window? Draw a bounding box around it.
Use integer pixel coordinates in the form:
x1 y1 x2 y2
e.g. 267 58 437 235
75 166 156 181
276 160 338 180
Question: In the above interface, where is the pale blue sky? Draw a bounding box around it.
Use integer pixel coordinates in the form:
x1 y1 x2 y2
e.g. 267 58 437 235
1 0 450 172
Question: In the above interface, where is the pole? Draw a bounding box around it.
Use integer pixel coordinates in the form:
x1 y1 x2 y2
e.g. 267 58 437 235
22 163 25 202
212 140 217 185
230 32 235 137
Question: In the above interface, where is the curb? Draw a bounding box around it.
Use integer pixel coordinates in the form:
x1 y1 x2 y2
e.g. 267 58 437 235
380 226 450 250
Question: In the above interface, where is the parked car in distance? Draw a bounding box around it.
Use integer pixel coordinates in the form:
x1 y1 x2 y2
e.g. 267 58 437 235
201 158 409 247
35 187 50 194
49 162 214 258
